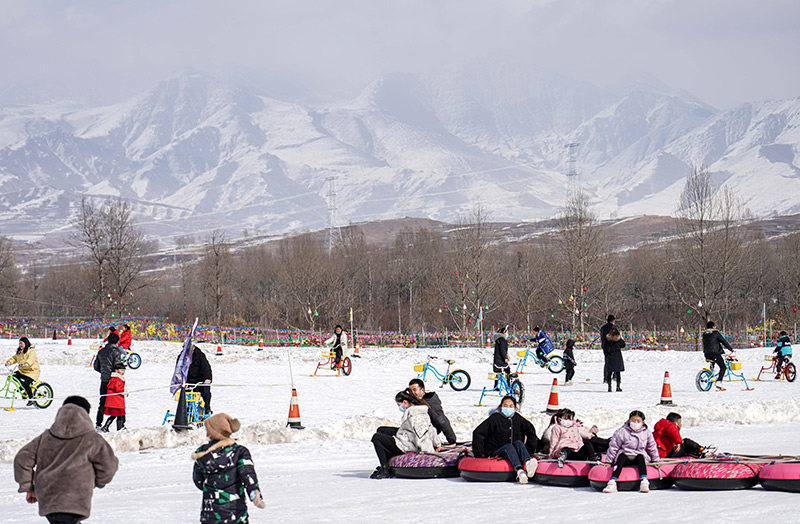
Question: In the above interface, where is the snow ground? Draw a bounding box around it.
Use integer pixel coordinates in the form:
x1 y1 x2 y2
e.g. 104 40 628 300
1 338 799 523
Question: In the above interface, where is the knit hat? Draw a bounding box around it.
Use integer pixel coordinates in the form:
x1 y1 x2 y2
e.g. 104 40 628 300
204 413 241 440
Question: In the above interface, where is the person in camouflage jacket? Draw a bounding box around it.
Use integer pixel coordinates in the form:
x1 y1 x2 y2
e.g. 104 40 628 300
192 413 265 523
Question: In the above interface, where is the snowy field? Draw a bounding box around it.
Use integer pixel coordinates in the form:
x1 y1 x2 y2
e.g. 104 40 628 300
1 338 799 523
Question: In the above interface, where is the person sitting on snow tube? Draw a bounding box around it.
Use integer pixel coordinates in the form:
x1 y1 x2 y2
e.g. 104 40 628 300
603 410 660 493
472 396 538 484
408 379 457 445
370 389 440 480
774 331 793 377
653 412 712 458
549 408 602 467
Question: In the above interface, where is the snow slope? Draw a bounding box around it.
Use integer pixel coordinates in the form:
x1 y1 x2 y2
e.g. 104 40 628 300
0 338 799 522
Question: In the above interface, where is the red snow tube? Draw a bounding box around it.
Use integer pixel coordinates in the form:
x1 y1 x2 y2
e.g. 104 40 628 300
671 460 763 490
534 460 594 487
758 462 800 493
458 457 517 482
589 463 675 491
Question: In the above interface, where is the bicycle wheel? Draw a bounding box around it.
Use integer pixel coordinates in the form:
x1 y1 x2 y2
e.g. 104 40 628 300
695 369 713 392
510 380 525 405
341 357 352 376
784 363 796 383
33 382 54 409
546 356 564 374
127 352 141 369
447 370 471 391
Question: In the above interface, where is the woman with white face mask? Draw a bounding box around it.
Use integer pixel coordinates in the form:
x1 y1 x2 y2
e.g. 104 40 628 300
548 408 601 467
471 396 539 484
602 410 660 493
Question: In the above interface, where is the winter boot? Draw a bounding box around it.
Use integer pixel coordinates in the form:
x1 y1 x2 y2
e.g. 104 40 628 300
101 418 113 433
639 478 650 493
369 466 382 479
516 468 528 484
557 450 568 468
374 466 392 480
525 458 538 478
608 384 613 392
616 383 622 392
602 479 618 493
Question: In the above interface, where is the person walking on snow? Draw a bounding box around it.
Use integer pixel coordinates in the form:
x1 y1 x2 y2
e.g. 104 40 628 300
5 336 40 406
14 396 119 524
193 413 266 523
600 315 616 383
100 363 128 432
605 328 625 392
563 339 577 385
94 332 122 430
324 325 348 370
702 321 733 390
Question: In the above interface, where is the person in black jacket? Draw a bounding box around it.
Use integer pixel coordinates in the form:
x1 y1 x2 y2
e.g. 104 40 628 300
183 345 213 414
94 333 122 429
493 326 509 386
408 378 457 444
605 328 625 392
600 315 615 383
702 321 733 389
563 339 577 385
472 395 539 484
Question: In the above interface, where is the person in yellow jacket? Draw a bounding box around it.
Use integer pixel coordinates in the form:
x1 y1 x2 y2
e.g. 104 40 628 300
6 337 40 406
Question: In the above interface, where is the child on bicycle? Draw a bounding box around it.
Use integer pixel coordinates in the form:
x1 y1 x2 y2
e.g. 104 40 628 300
193 413 266 523
100 363 128 432
549 408 601 466
603 410 660 493
530 327 555 362
472 396 538 484
5 337 40 406
774 331 793 378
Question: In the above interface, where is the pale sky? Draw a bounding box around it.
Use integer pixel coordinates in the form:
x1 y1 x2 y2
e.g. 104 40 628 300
1 0 798 108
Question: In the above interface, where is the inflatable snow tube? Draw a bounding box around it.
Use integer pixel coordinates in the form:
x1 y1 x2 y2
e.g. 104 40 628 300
533 460 593 487
671 460 763 491
459 457 517 482
589 463 675 491
759 462 800 493
389 450 465 479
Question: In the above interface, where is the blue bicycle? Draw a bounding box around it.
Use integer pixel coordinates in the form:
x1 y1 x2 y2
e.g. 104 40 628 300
515 348 564 374
474 370 524 406
696 354 753 391
414 356 471 391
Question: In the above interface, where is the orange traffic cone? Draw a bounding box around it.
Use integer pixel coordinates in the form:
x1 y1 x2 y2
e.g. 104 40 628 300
544 378 560 414
287 388 304 429
352 345 361 358
67 335 72 346
660 371 674 405
215 344 223 356
258 338 264 351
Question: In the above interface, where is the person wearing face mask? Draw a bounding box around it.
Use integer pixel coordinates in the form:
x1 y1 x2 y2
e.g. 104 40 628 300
548 409 601 467
472 396 539 484
370 389 439 479
603 410 660 493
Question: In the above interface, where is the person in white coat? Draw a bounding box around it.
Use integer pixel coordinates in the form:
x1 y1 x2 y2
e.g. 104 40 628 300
370 389 440 479
324 325 348 369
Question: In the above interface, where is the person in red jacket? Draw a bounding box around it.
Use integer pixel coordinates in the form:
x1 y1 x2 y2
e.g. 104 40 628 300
118 324 132 352
100 364 127 432
653 413 711 458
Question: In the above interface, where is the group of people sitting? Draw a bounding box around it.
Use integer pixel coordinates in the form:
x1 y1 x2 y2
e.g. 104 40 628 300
369 383 713 493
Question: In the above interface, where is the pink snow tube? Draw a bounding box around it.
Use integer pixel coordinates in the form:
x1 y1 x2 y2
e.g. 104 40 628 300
534 460 594 487
458 457 517 482
759 462 800 493
671 460 763 490
589 463 675 491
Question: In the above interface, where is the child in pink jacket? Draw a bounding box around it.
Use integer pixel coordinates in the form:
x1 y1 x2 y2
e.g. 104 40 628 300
548 409 601 467
603 410 660 493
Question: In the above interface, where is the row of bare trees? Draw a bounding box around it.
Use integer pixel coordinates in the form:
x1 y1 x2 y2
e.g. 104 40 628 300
1 168 799 335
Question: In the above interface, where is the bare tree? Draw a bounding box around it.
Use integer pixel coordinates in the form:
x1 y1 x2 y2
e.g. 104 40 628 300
0 237 19 313
199 231 232 324
276 233 330 330
667 166 749 324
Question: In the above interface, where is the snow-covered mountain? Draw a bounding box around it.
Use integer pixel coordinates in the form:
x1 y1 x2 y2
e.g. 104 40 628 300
0 67 798 246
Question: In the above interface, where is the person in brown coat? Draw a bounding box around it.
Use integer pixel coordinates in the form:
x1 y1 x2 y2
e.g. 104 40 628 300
14 396 119 524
